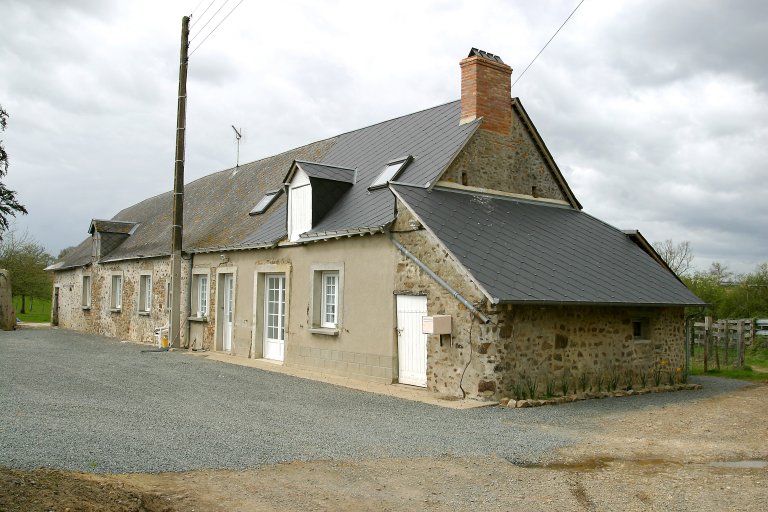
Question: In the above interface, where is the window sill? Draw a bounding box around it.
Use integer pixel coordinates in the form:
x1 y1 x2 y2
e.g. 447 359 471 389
81 306 91 311
138 311 150 316
633 338 651 343
309 327 339 336
188 316 208 323
109 308 122 313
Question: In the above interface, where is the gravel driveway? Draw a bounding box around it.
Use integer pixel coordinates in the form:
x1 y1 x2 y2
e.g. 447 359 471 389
0 328 749 473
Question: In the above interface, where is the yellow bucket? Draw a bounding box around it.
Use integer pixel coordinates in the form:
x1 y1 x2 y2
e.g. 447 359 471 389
161 337 169 349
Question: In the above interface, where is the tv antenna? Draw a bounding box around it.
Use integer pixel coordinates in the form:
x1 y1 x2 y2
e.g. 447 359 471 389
231 125 242 167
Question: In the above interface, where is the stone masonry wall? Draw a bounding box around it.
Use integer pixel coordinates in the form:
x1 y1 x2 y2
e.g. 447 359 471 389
392 202 494 397
441 111 567 202
393 201 686 400
477 304 685 399
53 257 190 346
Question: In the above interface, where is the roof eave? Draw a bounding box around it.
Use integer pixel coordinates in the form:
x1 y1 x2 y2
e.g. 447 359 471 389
494 299 707 307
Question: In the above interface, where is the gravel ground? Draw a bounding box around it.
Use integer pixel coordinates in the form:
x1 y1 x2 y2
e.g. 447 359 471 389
0 327 750 474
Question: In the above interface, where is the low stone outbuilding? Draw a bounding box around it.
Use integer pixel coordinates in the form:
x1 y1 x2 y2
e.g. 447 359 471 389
47 48 704 400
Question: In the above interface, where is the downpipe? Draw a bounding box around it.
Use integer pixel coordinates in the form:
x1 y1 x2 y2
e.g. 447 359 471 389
389 235 490 324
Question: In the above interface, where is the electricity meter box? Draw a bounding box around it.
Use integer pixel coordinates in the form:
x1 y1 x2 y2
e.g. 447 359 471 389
422 315 452 335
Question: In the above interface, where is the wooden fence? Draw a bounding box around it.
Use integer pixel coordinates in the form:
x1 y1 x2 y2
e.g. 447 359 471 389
692 318 768 370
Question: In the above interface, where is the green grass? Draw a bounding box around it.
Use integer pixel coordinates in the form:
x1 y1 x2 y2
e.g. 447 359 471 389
690 366 768 381
689 343 768 381
12 296 51 323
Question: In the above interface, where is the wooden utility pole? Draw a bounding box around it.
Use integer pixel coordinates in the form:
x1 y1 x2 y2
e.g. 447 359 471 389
169 16 190 349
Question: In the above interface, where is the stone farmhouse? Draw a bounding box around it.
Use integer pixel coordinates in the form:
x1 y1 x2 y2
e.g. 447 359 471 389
47 48 704 400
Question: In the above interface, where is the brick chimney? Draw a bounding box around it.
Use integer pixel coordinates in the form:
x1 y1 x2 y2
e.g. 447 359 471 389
460 48 513 134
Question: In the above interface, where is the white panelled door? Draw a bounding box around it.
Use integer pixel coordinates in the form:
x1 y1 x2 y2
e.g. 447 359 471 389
264 274 286 361
222 274 234 352
396 294 428 387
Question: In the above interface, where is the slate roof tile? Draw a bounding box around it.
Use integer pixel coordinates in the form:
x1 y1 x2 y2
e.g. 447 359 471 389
53 101 478 269
393 184 704 306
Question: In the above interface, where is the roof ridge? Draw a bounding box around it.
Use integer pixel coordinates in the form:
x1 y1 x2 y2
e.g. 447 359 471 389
325 99 462 142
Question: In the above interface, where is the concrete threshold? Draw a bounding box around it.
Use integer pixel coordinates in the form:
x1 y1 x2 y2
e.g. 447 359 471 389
183 350 497 410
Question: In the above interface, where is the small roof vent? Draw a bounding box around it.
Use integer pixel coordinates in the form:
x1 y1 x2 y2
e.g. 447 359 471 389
467 47 504 63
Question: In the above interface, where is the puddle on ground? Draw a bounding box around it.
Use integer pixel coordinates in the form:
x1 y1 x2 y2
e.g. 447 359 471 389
514 457 679 472
513 457 768 472
708 460 768 469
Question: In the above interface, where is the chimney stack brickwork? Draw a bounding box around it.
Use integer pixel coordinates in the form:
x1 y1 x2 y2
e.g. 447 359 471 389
460 53 513 135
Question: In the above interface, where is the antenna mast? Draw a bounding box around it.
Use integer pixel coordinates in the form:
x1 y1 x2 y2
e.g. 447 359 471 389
232 125 242 168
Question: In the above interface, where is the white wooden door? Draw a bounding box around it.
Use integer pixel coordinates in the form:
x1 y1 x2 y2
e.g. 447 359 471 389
396 294 427 387
263 274 286 361
222 274 234 352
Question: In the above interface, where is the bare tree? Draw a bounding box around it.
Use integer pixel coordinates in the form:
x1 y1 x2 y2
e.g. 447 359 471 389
652 239 694 276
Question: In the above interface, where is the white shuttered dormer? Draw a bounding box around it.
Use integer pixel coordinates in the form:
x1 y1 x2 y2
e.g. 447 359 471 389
287 167 312 242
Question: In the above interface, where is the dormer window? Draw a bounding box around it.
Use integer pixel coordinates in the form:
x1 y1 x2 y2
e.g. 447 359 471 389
369 156 412 190
249 189 283 216
283 161 356 242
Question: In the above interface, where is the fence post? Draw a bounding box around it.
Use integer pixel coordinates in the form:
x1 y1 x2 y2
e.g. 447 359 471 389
723 320 730 366
704 316 711 372
736 320 745 369
714 320 721 370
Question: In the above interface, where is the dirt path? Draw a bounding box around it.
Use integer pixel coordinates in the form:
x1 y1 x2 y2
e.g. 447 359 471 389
3 383 767 511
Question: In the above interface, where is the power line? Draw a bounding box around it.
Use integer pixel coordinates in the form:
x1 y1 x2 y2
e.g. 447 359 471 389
189 0 217 30
189 0 245 57
189 0 206 18
189 0 231 42
512 0 586 88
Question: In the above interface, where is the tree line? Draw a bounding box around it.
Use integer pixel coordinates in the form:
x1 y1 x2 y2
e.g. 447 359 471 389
653 239 768 319
0 228 55 314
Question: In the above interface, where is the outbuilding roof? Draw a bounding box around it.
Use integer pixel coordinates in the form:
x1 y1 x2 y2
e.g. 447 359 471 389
392 184 704 307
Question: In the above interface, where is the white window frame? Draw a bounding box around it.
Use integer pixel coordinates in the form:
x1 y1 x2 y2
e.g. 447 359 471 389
191 270 211 319
81 274 91 309
309 263 344 335
368 155 412 190
110 272 123 311
321 271 338 328
138 272 152 314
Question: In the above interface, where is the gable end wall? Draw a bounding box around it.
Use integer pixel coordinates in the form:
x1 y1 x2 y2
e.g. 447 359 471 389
441 108 567 202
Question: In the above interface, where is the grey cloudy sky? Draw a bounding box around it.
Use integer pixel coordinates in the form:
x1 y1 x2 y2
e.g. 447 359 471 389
1 0 766 273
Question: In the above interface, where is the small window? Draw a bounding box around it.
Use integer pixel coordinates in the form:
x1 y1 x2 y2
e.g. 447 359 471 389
110 275 123 310
321 271 338 328
166 281 172 309
139 274 152 313
368 156 412 190
249 189 283 215
81 275 91 308
191 273 209 318
632 318 650 340
309 264 344 334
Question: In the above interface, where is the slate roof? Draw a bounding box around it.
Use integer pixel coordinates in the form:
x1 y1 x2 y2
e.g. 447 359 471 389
392 184 704 306
291 161 356 184
88 220 136 234
53 101 479 269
